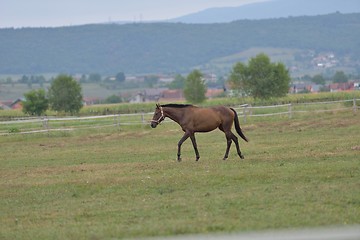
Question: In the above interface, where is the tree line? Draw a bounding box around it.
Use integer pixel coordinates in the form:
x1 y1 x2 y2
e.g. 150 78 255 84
19 51 359 116
22 54 292 115
23 75 83 116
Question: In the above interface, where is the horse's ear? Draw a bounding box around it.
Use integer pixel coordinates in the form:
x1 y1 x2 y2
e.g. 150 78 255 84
156 103 160 109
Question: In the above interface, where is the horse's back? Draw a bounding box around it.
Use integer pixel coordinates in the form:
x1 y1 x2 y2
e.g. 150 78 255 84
211 106 234 115
192 106 234 120
187 106 234 132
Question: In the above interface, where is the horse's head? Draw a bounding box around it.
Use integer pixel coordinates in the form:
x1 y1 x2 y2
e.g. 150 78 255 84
150 104 165 128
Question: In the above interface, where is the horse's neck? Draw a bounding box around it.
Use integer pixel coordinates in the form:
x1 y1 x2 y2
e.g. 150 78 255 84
164 107 186 124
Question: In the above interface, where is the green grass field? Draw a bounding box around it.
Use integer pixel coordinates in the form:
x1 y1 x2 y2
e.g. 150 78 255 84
1 111 359 239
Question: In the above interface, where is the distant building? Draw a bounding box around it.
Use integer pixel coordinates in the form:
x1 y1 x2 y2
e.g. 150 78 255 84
83 97 100 105
159 89 184 102
130 88 167 103
311 52 338 69
206 88 224 98
290 81 359 94
0 101 11 110
10 98 23 110
329 82 355 92
354 82 360 90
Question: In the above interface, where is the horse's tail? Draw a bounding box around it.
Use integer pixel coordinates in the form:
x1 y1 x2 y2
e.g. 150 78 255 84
230 108 249 142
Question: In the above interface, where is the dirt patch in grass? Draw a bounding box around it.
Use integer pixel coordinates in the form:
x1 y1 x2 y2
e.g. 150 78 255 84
351 145 360 151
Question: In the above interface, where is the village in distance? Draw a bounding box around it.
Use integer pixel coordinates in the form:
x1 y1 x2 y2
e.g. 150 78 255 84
0 50 360 111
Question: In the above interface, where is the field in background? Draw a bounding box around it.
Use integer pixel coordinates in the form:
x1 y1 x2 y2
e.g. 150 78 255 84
1 92 359 119
0 82 135 102
1 109 359 239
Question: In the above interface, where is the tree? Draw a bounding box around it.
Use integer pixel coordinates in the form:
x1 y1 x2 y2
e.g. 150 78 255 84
22 89 49 116
145 75 159 87
105 94 122 104
20 75 29 84
301 75 312 81
228 62 248 96
48 74 83 115
311 74 326 85
168 74 185 89
332 71 348 83
184 70 207 104
115 72 125 82
228 53 290 99
80 74 87 83
88 73 102 83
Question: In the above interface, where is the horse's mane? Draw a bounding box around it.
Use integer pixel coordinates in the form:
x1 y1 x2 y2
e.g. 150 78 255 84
161 103 193 108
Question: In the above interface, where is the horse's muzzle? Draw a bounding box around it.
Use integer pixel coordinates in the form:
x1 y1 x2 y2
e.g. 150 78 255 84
150 122 158 128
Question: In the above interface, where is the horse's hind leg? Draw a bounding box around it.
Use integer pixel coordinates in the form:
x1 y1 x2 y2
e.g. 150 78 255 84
223 132 232 160
223 131 244 160
231 132 244 159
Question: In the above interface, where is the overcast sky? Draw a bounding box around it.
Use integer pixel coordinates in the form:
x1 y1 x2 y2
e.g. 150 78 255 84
0 0 268 28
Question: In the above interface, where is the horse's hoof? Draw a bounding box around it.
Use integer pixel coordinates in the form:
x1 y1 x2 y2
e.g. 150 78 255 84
195 157 200 161
223 157 228 161
177 158 182 162
240 155 245 159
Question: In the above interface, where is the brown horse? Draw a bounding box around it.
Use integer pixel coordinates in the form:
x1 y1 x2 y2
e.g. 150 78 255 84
150 103 248 161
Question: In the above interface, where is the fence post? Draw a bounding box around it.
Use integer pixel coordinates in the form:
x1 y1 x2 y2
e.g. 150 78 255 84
288 104 293 119
141 111 145 125
243 105 247 123
114 114 120 128
42 116 49 135
353 98 357 115
117 114 121 129
42 117 47 129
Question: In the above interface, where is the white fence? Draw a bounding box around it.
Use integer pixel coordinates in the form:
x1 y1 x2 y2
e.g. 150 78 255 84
0 99 358 136
0 112 151 135
237 98 358 123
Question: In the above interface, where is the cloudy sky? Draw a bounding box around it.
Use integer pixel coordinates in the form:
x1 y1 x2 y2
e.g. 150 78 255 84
0 0 267 28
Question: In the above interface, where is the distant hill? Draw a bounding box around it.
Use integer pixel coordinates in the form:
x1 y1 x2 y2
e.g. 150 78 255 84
0 13 359 75
170 0 360 23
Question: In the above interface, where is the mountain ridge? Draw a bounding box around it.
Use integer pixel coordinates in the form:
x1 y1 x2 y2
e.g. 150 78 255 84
0 13 359 75
169 0 360 23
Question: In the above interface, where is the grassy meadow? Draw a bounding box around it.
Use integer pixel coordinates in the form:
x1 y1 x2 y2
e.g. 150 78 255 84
1 110 360 239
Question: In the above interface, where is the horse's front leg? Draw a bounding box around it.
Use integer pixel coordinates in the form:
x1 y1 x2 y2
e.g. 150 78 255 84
190 134 200 161
177 132 190 162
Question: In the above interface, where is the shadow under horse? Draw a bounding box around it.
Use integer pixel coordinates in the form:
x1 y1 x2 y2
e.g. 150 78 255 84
151 104 248 161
